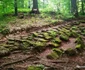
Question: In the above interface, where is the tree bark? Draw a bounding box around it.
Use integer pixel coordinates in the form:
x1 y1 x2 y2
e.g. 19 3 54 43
81 0 84 14
14 0 18 16
71 0 78 17
30 0 40 14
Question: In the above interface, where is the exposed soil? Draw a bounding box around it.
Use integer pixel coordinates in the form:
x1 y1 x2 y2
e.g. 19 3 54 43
60 38 76 51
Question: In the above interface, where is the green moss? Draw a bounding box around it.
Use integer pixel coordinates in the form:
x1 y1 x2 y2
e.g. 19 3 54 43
71 30 79 37
32 32 39 37
71 26 78 30
75 37 85 48
52 48 63 56
60 28 72 37
52 38 61 44
60 34 69 41
49 42 60 48
47 51 59 59
22 41 30 49
0 46 10 56
35 38 47 42
27 65 44 70
48 30 57 38
43 32 51 39
34 42 46 47
76 44 83 52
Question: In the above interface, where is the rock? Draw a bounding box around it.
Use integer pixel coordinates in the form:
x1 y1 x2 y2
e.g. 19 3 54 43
48 30 57 38
27 65 44 70
52 48 63 56
65 48 77 56
60 34 69 41
48 42 60 48
32 32 39 37
0 46 10 57
34 38 47 42
75 37 85 48
76 44 83 52
71 30 79 37
52 38 61 44
47 51 59 59
43 32 51 40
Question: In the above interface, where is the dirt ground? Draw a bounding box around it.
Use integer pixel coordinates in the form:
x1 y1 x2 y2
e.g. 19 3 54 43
0 16 85 70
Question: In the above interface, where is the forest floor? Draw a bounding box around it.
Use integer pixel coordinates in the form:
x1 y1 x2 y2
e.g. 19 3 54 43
0 14 85 70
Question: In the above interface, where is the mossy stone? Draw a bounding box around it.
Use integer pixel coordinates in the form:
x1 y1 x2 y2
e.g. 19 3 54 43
32 32 39 37
27 65 44 70
75 37 85 48
0 46 10 57
76 44 83 52
47 51 59 59
71 30 79 37
35 38 47 42
52 48 63 56
52 38 61 44
49 42 60 48
60 34 69 41
48 30 57 38
65 48 77 56
43 32 51 39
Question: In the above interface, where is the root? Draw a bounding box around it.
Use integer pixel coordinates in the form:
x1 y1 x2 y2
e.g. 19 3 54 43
0 55 39 69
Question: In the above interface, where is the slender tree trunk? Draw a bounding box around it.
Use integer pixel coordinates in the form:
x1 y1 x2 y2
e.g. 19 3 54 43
81 0 84 14
71 0 78 17
28 0 31 8
14 0 18 16
30 0 40 14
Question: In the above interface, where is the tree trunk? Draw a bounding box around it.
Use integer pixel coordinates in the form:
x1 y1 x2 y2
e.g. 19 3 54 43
81 0 84 14
14 0 18 16
71 0 78 17
30 0 40 14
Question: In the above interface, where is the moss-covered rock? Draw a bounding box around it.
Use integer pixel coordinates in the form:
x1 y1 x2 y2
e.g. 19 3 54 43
48 30 57 38
60 34 69 41
65 48 77 56
60 28 72 37
34 38 47 42
75 37 85 48
76 44 83 52
46 51 59 59
52 48 63 56
52 38 61 44
32 32 39 37
48 42 60 48
0 46 10 57
79 20 85 23
71 26 78 30
34 42 46 47
27 65 44 70
43 32 51 39
71 30 79 37
0 28 10 35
